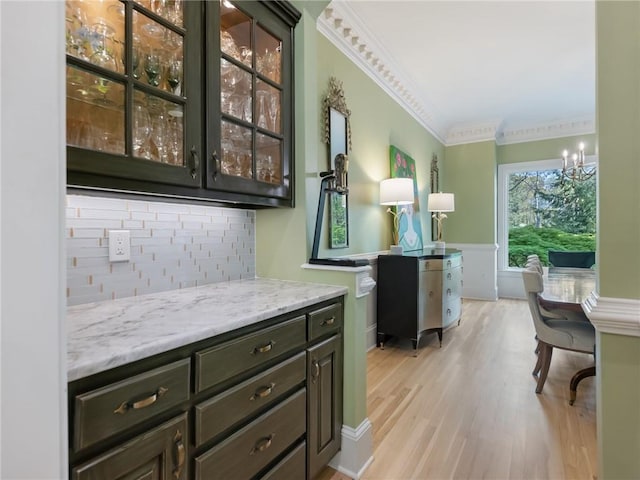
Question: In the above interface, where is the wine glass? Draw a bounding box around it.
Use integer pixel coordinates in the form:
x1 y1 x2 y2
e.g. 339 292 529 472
255 90 268 129
166 57 183 95
66 1 89 60
144 50 162 87
150 107 168 163
268 91 279 132
132 102 151 159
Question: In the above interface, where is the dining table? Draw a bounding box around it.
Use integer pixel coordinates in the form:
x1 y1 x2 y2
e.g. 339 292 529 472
541 267 596 305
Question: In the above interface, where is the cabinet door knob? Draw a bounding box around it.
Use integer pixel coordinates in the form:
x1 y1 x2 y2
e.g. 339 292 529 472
211 150 220 179
173 429 185 479
189 146 199 179
312 359 320 382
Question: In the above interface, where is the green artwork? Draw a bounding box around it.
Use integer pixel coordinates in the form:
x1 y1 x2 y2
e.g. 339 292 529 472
390 145 423 252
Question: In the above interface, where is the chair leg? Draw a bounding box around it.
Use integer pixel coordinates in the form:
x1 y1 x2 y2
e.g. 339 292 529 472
535 344 553 394
532 341 543 376
569 366 596 405
534 336 540 354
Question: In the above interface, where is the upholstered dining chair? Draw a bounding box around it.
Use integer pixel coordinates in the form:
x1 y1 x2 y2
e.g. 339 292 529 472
548 250 596 269
522 265 596 405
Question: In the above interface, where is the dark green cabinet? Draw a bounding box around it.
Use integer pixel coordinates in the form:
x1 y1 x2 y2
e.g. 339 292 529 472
307 334 343 480
68 297 344 480
72 413 188 480
66 0 299 208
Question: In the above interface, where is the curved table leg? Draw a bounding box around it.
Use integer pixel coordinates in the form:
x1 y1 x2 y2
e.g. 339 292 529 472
569 365 596 405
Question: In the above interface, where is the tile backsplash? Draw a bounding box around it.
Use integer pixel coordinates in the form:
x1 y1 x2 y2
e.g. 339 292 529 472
66 194 256 306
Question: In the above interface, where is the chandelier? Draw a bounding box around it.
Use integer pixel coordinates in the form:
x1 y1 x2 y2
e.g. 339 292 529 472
561 142 596 184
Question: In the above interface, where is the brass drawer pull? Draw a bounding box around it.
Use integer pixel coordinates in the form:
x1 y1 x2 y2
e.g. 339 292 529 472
113 386 169 415
252 341 275 355
321 317 335 326
250 434 274 455
173 429 185 479
250 383 275 401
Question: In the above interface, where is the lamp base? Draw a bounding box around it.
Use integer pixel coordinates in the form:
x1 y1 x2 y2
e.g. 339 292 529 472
389 245 403 255
433 241 446 250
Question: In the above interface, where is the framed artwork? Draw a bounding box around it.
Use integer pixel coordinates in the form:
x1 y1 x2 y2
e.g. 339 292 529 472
389 145 423 252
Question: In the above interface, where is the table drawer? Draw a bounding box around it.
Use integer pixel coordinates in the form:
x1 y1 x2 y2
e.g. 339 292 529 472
259 441 306 480
308 302 343 341
194 389 306 480
194 352 306 447
195 315 306 393
74 358 190 451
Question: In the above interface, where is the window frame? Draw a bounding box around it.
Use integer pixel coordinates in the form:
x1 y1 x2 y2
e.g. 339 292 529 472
497 156 597 271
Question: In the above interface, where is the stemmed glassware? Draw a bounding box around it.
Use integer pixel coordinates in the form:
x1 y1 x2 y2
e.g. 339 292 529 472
144 50 162 87
268 91 279 132
89 21 118 104
166 56 183 95
66 2 90 60
132 102 152 159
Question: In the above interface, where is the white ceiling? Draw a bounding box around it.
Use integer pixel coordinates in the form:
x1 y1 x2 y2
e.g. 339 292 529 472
318 0 596 146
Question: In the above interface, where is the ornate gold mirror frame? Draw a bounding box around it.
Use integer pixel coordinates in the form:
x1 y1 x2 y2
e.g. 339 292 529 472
323 77 351 249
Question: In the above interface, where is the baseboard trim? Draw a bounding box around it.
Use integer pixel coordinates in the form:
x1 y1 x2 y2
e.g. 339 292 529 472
328 418 374 479
583 292 640 337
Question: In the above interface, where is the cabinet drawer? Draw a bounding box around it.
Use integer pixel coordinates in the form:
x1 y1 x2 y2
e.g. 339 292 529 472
443 298 461 328
72 413 188 480
308 302 343 341
194 389 306 480
74 358 190 451
194 352 306 447
195 316 306 393
259 441 306 480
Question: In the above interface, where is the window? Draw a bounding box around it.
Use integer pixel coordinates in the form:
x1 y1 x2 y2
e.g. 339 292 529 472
497 158 597 270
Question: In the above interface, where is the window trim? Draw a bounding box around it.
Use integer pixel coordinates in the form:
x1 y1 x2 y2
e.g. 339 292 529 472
497 156 597 271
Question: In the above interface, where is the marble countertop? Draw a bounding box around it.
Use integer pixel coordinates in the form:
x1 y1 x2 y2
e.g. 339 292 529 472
67 278 348 382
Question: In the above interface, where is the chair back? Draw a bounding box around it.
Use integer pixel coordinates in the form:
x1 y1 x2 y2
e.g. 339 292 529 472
548 250 595 268
522 266 573 346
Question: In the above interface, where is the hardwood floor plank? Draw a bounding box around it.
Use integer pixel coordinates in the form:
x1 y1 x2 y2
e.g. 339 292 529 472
319 299 597 480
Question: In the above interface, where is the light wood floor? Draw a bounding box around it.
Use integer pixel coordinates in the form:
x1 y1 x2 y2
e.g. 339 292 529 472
318 298 597 480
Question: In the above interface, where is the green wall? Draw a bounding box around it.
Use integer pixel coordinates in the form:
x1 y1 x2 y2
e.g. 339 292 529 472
596 2 640 478
444 141 496 244
497 134 597 165
255 2 444 434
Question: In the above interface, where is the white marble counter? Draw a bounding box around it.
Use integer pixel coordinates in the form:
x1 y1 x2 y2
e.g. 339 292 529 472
67 278 348 382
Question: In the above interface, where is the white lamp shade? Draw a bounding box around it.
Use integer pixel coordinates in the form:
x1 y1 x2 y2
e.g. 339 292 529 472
379 178 414 205
428 192 455 212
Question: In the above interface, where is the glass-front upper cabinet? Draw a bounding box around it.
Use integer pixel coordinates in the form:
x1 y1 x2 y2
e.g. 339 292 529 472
66 0 201 190
66 0 299 207
205 1 296 206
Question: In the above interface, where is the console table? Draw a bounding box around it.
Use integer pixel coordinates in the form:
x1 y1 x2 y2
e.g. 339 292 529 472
376 249 463 354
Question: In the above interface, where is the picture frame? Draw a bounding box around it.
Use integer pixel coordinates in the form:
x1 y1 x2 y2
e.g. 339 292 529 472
431 154 439 242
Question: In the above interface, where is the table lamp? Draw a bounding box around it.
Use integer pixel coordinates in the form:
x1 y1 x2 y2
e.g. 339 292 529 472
428 192 455 249
380 178 414 254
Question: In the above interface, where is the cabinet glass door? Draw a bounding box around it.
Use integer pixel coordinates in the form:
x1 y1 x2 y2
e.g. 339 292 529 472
66 0 200 188
206 1 291 202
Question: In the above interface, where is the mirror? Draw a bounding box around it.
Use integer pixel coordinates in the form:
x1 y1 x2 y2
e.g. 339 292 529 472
323 77 351 249
430 154 439 241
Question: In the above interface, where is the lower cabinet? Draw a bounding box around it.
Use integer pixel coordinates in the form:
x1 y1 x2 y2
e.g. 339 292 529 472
68 297 344 480
307 334 343 479
72 413 188 480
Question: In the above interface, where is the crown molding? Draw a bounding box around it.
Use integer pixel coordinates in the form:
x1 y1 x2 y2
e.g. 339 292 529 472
317 4 596 147
496 116 596 145
317 3 448 144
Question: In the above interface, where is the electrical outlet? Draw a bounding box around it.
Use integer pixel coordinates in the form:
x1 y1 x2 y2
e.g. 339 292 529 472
108 230 130 262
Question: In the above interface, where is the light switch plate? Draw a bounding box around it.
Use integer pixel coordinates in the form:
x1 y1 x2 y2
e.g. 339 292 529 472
108 230 130 262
